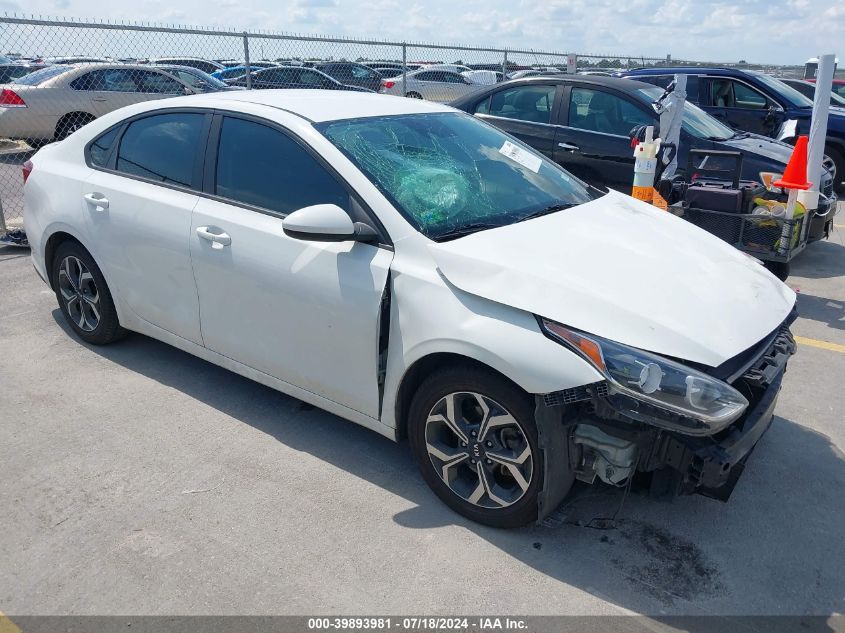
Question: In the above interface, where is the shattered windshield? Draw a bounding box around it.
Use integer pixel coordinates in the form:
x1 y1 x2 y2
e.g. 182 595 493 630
317 112 595 240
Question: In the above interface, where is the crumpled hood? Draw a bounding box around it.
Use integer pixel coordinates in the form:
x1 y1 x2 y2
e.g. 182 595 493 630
429 191 796 367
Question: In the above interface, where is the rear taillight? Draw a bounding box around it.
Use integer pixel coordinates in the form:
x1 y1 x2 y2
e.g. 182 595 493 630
382 80 395 89
22 160 33 184
0 88 26 108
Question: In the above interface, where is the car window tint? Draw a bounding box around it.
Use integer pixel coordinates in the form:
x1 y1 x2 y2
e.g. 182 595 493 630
415 72 437 82
215 117 349 215
487 85 556 123
89 126 120 167
14 65 72 85
568 88 652 136
116 113 204 186
473 96 491 115
299 70 324 86
76 69 138 92
733 81 768 109
136 70 184 94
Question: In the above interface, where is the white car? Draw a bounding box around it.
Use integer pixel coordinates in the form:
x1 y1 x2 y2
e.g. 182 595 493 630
24 90 797 527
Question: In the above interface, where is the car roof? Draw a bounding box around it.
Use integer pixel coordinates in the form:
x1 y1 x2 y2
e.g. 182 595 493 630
155 89 453 122
623 67 747 76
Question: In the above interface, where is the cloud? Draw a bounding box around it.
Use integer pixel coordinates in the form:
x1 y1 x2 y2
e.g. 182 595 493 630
4 0 844 64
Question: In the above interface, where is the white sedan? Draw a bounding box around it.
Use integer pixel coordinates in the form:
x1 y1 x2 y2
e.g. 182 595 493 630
24 90 797 527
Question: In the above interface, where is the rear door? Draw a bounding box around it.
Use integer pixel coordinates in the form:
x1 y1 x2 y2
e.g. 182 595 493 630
473 84 561 159
82 110 210 344
554 84 655 190
189 114 392 418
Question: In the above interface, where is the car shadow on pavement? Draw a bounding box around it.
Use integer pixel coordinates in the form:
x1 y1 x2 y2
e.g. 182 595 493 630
53 312 845 625
795 291 845 331
792 238 845 279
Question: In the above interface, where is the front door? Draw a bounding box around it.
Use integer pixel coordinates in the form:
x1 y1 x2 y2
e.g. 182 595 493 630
705 78 781 136
189 115 392 419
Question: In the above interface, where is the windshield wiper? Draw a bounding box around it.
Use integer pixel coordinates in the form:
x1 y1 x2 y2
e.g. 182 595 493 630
435 222 503 241
516 203 578 223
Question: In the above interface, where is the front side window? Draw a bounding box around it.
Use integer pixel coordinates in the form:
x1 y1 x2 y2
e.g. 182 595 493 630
116 113 204 186
568 88 652 136
733 81 768 109
484 85 556 124
215 117 349 214
318 112 594 239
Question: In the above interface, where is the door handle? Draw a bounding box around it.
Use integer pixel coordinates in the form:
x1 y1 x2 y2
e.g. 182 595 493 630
557 142 579 152
83 192 109 210
92 97 107 102
196 226 232 249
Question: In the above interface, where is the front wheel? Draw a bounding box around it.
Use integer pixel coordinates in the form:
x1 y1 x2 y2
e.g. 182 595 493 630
408 366 544 528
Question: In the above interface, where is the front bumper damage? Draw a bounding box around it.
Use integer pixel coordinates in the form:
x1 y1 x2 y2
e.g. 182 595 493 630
535 319 797 522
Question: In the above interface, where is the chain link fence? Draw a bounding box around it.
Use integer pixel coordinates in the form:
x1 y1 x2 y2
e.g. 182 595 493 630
0 15 827 230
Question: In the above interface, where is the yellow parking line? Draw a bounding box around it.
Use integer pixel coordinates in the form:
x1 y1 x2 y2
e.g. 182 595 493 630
0 611 22 633
795 335 845 354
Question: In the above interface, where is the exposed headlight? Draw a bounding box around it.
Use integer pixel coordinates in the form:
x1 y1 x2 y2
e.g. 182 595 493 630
540 319 748 433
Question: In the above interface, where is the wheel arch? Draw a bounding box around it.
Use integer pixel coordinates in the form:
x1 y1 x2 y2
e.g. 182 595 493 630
54 111 97 139
393 352 529 441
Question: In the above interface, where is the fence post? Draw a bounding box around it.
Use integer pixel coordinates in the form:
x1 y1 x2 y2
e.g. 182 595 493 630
0 199 7 235
502 50 508 79
401 42 407 97
243 32 252 90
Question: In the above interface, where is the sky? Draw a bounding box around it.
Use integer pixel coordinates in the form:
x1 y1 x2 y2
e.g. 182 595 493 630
0 0 842 65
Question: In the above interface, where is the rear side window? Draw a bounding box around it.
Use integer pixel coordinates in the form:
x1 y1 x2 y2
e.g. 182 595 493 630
215 116 349 214
483 85 556 123
116 113 204 186
89 126 120 167
13 65 71 86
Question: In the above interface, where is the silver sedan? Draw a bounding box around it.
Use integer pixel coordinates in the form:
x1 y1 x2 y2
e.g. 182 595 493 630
380 68 484 102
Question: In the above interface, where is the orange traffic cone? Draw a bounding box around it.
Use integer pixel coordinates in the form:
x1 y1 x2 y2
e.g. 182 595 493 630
774 135 812 190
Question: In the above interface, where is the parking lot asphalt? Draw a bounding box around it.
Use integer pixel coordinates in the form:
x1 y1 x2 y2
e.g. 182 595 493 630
0 210 844 619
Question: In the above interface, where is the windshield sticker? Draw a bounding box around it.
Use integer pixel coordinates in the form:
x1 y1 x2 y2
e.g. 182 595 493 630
499 141 542 173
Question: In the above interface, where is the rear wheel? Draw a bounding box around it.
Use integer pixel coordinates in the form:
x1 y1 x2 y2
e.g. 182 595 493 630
55 112 95 141
52 241 126 345
405 91 423 99
408 366 544 528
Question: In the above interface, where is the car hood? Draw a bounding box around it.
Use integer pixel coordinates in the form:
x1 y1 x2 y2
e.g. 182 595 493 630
720 133 793 164
429 191 795 368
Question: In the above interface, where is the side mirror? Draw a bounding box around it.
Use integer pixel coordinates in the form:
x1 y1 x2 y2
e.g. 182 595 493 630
182 85 193 95
282 204 378 243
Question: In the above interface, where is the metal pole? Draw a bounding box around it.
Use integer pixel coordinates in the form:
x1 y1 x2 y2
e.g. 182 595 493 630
0 198 7 235
401 42 407 97
502 50 508 80
243 32 252 90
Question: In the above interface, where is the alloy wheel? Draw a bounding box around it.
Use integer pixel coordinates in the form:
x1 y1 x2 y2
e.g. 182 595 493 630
58 255 100 332
424 391 533 509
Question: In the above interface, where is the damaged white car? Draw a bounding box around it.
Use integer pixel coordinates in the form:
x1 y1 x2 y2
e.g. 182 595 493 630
24 91 797 527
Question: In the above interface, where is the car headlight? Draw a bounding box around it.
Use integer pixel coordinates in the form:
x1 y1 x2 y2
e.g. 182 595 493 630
540 318 748 433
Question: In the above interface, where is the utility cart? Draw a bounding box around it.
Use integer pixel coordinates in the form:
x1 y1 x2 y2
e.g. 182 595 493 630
662 149 811 280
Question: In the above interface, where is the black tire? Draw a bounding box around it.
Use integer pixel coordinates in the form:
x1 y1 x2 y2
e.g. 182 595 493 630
825 144 845 193
51 241 126 345
55 112 95 141
405 91 423 99
408 365 544 528
764 260 790 281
